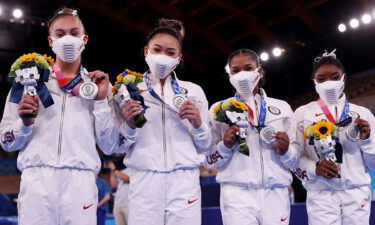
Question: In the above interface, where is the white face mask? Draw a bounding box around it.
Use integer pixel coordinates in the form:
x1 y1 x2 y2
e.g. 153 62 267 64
51 35 85 63
145 51 180 79
314 75 345 105
229 69 262 98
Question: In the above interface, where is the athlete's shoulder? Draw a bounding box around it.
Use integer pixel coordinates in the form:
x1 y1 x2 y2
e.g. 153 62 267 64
294 101 317 115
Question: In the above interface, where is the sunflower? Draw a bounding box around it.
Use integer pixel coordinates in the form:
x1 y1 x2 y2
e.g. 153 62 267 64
213 103 222 115
42 54 55 66
115 75 123 85
19 52 38 62
229 99 247 111
313 120 335 139
125 69 143 78
111 87 118 94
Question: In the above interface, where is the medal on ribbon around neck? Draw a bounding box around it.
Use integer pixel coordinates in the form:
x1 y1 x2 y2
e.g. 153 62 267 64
346 112 360 142
145 71 187 112
236 92 276 144
260 126 276 144
346 122 360 142
79 68 98 100
173 94 187 109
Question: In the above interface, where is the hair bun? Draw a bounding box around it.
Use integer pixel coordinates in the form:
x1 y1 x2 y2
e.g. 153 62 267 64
158 18 185 39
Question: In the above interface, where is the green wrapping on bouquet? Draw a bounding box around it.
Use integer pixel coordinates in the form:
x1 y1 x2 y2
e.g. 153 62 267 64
134 114 147 128
236 135 249 156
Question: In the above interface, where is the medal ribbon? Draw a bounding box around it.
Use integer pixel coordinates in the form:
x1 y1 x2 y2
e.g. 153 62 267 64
235 93 267 131
317 98 350 126
144 72 183 105
53 63 85 92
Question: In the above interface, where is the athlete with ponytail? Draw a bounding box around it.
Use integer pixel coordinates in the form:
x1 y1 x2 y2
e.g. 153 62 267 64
0 8 129 225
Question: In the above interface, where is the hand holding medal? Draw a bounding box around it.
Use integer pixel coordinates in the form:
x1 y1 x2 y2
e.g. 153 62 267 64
179 100 202 129
274 132 290 155
355 118 371 140
83 70 109 100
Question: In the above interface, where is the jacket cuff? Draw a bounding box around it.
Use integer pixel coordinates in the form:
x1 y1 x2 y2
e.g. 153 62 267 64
280 146 296 162
93 99 111 114
191 122 209 135
217 141 235 156
120 122 137 138
358 137 373 153
306 161 317 181
16 119 33 135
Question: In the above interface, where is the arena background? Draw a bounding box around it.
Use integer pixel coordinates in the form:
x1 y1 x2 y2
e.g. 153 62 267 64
1 0 375 224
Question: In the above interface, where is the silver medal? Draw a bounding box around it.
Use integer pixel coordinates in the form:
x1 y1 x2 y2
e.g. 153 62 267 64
173 94 187 109
79 81 98 100
260 126 276 144
346 123 360 142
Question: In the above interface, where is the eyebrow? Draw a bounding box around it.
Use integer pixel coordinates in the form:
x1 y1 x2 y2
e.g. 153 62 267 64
54 27 80 33
316 71 339 76
153 44 177 51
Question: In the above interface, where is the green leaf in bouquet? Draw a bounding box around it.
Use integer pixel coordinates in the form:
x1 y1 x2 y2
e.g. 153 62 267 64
114 83 123 90
34 55 49 69
8 71 17 78
123 74 136 85
221 100 231 111
10 59 22 75
134 77 143 86
236 135 249 156
23 110 38 118
214 106 226 123
134 114 147 128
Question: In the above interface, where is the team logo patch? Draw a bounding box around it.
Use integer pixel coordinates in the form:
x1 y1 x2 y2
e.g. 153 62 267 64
268 106 281 115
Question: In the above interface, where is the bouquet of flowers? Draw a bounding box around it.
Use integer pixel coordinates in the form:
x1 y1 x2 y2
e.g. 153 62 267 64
112 69 148 128
304 120 340 163
213 99 250 156
8 53 55 116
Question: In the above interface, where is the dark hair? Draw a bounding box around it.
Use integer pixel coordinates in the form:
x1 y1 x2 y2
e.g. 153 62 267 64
48 7 85 34
312 50 345 78
227 48 260 68
146 18 185 50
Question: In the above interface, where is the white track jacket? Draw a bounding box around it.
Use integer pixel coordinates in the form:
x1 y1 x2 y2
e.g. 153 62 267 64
121 75 212 172
291 95 375 190
204 89 299 188
0 71 130 173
